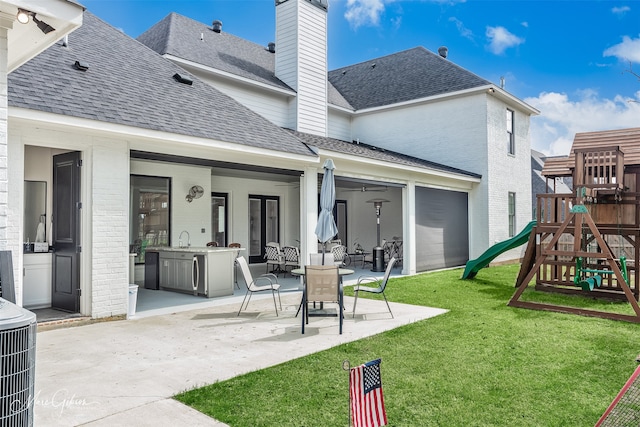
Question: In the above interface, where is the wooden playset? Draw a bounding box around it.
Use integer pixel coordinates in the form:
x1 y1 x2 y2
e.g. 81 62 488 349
510 129 640 322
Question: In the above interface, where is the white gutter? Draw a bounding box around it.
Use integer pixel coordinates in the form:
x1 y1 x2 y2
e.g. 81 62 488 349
482 84 540 115
313 147 481 184
341 85 540 117
328 103 355 114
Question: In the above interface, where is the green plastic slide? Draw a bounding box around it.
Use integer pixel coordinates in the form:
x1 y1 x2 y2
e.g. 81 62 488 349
461 220 536 279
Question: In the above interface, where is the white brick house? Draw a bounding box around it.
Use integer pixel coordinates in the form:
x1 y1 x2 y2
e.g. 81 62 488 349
7 0 538 319
139 0 538 265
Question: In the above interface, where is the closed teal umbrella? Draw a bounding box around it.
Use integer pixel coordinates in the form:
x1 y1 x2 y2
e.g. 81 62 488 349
315 159 338 262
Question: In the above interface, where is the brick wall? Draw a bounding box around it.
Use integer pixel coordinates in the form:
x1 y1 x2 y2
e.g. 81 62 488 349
0 26 8 251
486 96 532 262
90 142 129 318
351 95 491 258
351 93 533 260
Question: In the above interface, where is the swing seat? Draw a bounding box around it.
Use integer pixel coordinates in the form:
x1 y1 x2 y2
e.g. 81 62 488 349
578 275 602 291
578 278 595 291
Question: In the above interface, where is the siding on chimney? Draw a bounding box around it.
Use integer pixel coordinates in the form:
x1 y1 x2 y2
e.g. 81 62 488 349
275 0 328 137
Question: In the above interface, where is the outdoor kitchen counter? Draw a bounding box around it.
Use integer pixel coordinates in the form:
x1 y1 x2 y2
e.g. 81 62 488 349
148 246 241 253
146 246 243 297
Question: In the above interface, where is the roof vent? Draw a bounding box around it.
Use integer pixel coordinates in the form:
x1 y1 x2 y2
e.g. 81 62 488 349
73 60 89 71
438 46 448 58
173 73 193 85
212 20 222 33
268 42 275 53
308 0 329 11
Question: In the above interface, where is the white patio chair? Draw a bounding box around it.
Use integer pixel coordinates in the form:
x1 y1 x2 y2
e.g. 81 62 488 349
236 256 282 316
309 252 335 265
353 257 396 318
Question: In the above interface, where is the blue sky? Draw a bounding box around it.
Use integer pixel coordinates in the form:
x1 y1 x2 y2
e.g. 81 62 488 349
79 0 640 156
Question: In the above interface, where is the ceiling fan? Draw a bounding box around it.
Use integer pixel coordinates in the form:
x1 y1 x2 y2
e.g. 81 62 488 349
343 185 388 192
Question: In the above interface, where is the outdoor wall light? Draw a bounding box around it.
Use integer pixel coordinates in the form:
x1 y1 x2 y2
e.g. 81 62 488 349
33 15 55 34
16 8 56 34
17 9 30 24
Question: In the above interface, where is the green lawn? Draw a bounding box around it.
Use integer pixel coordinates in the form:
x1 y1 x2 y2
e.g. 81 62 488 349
175 264 639 426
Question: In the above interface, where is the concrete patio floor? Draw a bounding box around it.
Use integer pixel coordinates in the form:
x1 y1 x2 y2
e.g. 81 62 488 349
33 266 448 426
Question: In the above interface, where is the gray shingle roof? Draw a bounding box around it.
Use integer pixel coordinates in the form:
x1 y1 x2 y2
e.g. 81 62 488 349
137 14 490 112
9 12 314 157
137 13 354 109
138 13 290 91
287 129 481 179
328 47 492 110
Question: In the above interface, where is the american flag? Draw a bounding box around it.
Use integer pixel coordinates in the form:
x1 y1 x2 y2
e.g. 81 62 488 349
350 359 387 427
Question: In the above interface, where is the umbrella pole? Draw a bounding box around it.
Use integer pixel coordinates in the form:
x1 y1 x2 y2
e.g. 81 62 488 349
322 242 326 264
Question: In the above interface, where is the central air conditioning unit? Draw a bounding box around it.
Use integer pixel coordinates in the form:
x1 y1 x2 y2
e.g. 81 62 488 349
0 298 37 426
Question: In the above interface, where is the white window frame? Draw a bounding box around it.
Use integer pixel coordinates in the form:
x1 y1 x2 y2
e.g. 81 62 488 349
507 109 515 155
508 192 516 237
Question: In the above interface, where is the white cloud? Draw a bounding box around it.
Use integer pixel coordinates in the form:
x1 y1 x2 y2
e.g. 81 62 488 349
344 0 466 29
525 90 640 156
391 15 402 30
612 6 630 16
603 35 640 63
344 0 388 28
486 26 524 55
449 17 474 40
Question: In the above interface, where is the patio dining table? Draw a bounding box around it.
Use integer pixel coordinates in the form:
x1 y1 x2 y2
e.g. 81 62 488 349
290 267 354 278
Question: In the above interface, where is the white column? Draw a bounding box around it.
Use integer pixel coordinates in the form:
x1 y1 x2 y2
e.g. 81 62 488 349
403 181 416 275
300 166 318 265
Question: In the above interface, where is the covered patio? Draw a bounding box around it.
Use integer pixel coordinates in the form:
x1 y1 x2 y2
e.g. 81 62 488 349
32 260 403 324
134 260 402 319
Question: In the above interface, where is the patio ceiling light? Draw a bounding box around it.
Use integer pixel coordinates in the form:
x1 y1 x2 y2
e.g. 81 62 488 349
16 8 56 34
17 9 30 25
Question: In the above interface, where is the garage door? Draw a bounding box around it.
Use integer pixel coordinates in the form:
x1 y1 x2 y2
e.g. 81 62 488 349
415 187 468 271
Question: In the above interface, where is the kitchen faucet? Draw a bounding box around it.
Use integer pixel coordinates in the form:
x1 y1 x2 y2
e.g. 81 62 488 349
178 230 191 248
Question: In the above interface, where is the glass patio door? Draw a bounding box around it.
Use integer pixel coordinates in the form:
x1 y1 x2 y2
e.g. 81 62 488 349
249 195 280 263
211 193 228 247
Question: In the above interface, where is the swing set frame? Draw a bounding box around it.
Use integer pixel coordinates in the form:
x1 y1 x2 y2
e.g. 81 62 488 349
510 203 640 322
511 144 640 323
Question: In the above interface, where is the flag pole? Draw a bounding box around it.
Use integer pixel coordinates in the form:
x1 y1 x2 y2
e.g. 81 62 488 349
342 359 351 427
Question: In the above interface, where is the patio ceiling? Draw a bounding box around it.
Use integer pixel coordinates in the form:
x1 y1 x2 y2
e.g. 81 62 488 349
131 150 403 191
